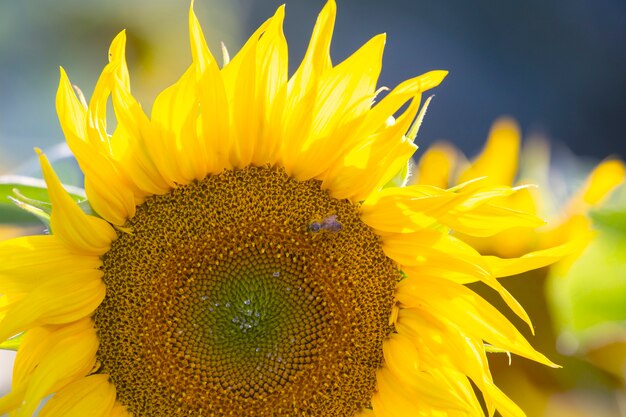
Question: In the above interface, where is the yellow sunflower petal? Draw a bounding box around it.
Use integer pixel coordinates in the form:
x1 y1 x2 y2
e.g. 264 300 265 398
56 67 87 135
224 31 261 168
11 327 54 387
189 5 232 174
484 240 583 277
104 32 172 200
434 369 485 417
251 5 288 166
0 318 98 417
441 199 545 237
86 31 124 153
151 66 202 184
371 367 428 417
415 141 458 188
0 272 104 343
284 33 387 181
366 180 545 237
360 185 468 234
396 275 556 367
382 332 472 412
39 375 117 417
221 12 275 168
574 158 626 208
0 294 7 317
38 150 116 255
287 0 335 97
74 31 170 209
397 308 526 417
0 235 101 294
110 80 171 197
361 183 541 236
322 97 420 201
458 117 521 187
311 33 386 140
57 68 136 225
377 214 539 329
458 187 540 258
277 0 335 178
321 72 448 200
396 309 484 400
351 71 448 140
372 364 473 417
380 231 491 278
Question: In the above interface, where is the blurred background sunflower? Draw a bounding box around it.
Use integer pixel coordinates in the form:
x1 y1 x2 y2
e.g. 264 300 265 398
1 0 625 416
413 118 626 417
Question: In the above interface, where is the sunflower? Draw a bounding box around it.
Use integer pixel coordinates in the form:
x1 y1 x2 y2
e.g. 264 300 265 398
0 2 572 416
414 117 625 260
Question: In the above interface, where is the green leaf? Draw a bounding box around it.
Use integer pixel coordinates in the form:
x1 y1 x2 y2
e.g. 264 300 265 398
0 202 40 224
0 175 88 225
547 224 626 349
590 209 626 234
0 175 86 203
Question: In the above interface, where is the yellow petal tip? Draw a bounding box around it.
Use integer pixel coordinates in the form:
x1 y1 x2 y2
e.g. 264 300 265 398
415 70 449 93
108 30 127 63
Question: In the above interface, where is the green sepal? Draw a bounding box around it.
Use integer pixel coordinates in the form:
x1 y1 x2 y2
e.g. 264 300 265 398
8 191 51 226
484 344 513 365
547 214 626 350
0 333 24 351
383 158 416 189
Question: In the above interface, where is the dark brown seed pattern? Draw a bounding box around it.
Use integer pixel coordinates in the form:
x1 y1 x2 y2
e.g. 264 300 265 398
94 166 400 417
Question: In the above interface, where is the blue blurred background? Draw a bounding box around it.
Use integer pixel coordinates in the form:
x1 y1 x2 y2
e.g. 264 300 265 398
1 0 625 175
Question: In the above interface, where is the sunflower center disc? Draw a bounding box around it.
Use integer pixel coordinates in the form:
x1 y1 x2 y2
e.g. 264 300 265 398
95 166 400 417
